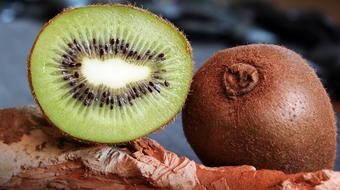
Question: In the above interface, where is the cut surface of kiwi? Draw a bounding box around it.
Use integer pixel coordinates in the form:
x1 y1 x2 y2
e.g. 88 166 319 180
29 5 192 143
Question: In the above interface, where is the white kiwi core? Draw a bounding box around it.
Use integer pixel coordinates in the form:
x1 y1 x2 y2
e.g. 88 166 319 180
81 57 152 89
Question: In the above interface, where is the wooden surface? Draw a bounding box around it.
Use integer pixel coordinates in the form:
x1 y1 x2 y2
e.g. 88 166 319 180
1 106 340 190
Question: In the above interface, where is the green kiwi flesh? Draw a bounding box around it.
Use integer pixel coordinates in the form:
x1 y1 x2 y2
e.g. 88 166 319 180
29 5 192 143
183 44 336 173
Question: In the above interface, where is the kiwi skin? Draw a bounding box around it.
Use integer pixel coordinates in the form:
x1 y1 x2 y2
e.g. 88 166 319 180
27 4 193 144
183 44 336 174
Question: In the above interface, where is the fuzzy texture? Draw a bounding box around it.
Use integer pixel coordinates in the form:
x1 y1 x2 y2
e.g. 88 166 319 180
183 44 337 174
1 106 340 190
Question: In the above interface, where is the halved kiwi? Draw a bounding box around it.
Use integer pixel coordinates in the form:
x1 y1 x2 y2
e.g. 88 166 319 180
28 5 192 143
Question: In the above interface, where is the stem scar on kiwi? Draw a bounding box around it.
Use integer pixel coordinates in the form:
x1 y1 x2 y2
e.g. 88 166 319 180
28 4 193 144
223 63 259 99
183 44 336 174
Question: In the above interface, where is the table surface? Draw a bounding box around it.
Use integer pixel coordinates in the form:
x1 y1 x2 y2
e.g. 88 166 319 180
1 19 339 170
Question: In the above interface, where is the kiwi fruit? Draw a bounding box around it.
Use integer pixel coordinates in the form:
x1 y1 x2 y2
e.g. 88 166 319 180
182 44 336 173
28 5 192 143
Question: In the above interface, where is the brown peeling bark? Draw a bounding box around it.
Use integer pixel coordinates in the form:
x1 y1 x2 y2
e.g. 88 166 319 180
0 106 339 190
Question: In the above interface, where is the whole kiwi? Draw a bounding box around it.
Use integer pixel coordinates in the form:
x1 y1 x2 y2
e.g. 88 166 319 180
182 44 337 174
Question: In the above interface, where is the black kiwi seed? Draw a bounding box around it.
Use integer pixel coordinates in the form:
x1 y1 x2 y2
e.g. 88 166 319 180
128 51 133 57
147 86 153 93
99 48 104 57
74 72 79 78
117 96 122 107
102 91 107 97
110 38 115 45
154 85 161 93
76 44 82 52
158 53 166 61
164 81 169 87
132 87 139 97
88 92 94 99
78 83 85 89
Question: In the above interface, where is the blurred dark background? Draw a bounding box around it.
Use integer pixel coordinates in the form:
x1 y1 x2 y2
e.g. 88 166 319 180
0 0 340 170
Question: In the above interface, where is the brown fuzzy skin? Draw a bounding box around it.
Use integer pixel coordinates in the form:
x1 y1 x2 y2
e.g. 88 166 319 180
27 4 193 144
183 44 337 174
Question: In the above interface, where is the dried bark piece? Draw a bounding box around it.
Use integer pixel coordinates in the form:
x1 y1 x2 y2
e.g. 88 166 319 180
0 106 339 190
